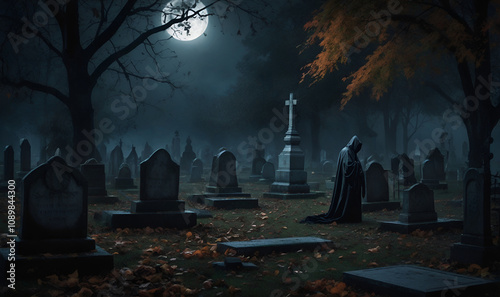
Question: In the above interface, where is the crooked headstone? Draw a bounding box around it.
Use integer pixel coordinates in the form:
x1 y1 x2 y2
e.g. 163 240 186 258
264 93 324 199
102 149 196 229
188 149 256 209
249 155 266 181
363 162 400 212
421 148 448 189
0 157 113 281
380 183 461 233
125 146 139 178
189 158 204 182
322 160 334 176
451 168 500 265
114 163 136 189
81 158 118 204
180 136 196 173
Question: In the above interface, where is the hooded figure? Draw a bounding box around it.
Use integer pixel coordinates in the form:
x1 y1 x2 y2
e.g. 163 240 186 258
301 136 365 224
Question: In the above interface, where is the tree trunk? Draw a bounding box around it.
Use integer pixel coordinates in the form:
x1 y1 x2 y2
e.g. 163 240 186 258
383 108 398 155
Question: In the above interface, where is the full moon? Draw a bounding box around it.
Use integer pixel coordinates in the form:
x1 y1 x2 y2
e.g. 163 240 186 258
162 0 209 41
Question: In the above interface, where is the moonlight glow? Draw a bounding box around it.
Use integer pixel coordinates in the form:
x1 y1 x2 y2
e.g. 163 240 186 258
162 0 209 41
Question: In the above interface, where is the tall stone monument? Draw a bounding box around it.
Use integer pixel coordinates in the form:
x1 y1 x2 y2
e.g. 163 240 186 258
264 93 323 199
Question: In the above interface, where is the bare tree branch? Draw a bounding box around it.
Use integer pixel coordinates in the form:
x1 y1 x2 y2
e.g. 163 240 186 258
2 77 68 104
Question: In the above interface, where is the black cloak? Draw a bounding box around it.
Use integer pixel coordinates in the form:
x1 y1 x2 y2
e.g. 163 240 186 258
301 136 365 224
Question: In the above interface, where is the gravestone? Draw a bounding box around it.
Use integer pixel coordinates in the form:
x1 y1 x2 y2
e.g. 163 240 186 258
54 148 62 157
189 158 204 182
421 148 448 189
380 183 461 233
264 93 324 200
114 163 136 189
17 138 31 179
451 168 500 265
102 149 196 229
188 149 256 209
259 162 275 183
4 145 14 181
344 265 499 297
80 158 118 204
217 237 333 256
0 156 113 281
322 160 334 176
125 146 139 178
171 131 181 163
398 153 417 187
109 145 124 181
249 156 266 181
180 136 196 173
140 142 153 162
390 155 400 176
362 162 400 212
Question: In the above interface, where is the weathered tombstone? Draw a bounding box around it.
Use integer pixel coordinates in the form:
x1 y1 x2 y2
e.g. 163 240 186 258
140 142 153 162
207 149 243 194
390 155 400 176
451 168 500 265
114 163 136 189
380 183 461 233
102 149 196 229
421 148 448 189
249 155 266 181
260 162 275 183
322 160 334 176
125 146 139 178
180 136 196 173
17 138 31 179
80 158 118 203
0 156 113 280
264 93 324 199
171 130 181 163
3 145 14 181
365 162 389 202
189 158 204 182
362 162 400 212
398 153 417 187
109 145 124 180
188 148 255 209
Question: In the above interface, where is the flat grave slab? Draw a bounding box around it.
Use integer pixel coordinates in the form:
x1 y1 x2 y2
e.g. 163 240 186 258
102 210 196 229
263 192 325 200
188 193 252 204
379 218 462 234
187 208 213 218
343 265 499 297
362 201 400 212
217 236 333 256
205 197 259 209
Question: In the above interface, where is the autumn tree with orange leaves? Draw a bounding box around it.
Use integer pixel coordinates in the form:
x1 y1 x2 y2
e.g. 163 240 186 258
302 0 499 193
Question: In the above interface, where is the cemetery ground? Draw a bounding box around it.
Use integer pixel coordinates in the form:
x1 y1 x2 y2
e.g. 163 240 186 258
1 173 499 297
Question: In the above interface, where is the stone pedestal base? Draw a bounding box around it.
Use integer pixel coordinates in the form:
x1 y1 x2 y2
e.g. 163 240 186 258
0 246 113 285
188 192 252 204
16 237 96 254
379 218 462 234
205 186 242 194
102 210 197 229
269 181 310 193
362 201 400 212
450 242 500 266
205 198 259 209
131 200 185 212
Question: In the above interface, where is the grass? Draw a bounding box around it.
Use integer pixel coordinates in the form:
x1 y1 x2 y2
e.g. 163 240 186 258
1 172 498 297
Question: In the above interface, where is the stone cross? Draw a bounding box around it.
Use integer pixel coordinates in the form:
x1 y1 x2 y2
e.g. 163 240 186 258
285 93 297 131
